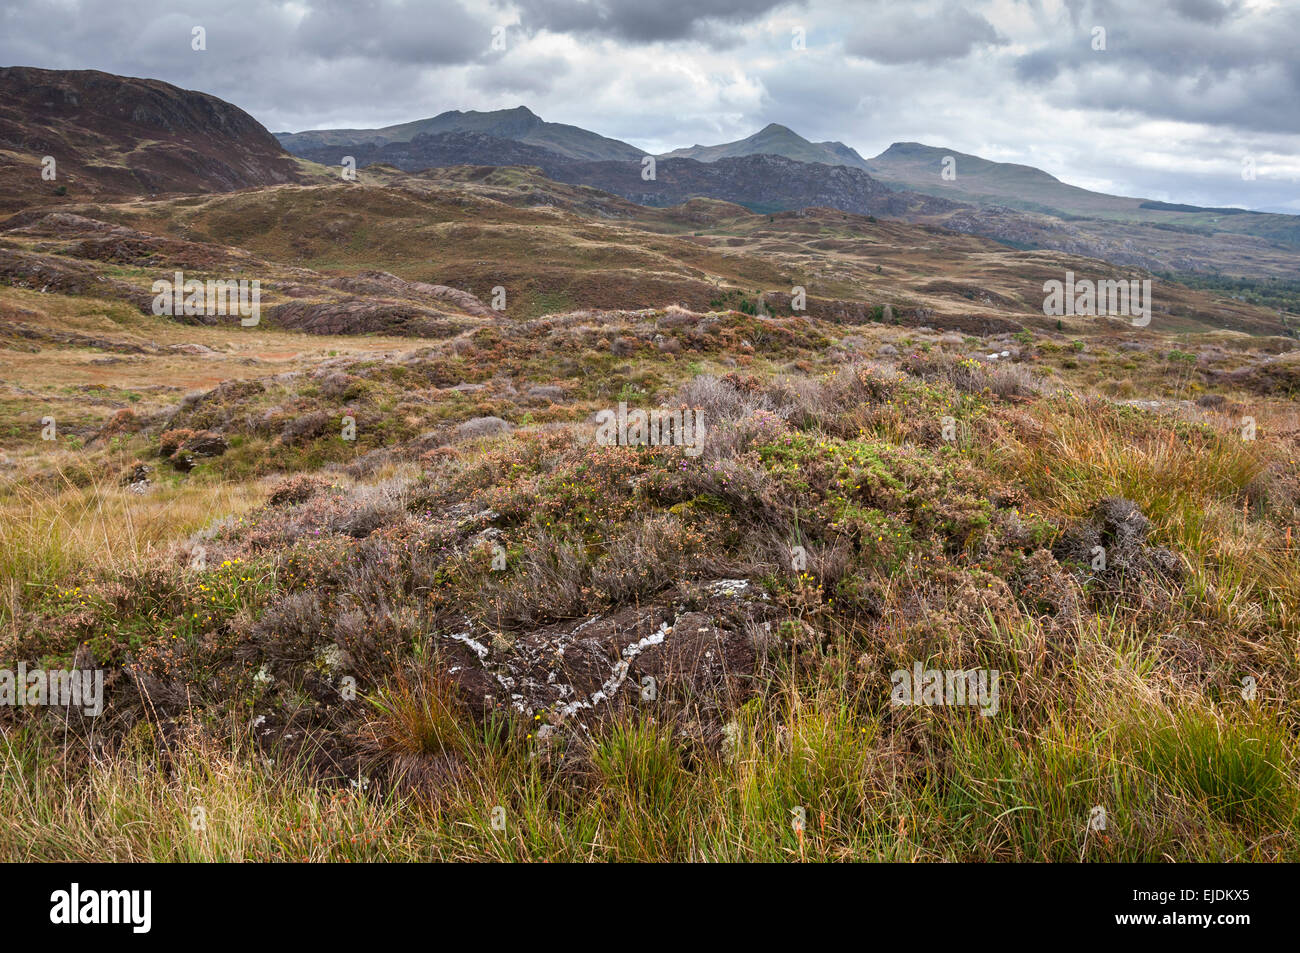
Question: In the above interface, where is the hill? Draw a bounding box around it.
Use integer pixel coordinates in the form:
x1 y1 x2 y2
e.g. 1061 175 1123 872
0 66 305 212
868 141 1300 248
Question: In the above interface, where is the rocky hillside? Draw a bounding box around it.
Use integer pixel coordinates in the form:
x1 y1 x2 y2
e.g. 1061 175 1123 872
0 67 305 211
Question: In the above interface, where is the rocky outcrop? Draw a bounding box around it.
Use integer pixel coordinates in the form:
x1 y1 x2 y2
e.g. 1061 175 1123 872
0 246 153 310
436 579 769 738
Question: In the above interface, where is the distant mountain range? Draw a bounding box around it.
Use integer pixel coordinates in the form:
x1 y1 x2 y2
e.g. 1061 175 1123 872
863 142 1300 246
274 106 1299 248
0 69 1296 280
273 128 959 220
272 105 1300 268
276 105 644 162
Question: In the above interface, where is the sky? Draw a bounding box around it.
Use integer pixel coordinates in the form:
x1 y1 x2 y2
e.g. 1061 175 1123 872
3 0 1298 211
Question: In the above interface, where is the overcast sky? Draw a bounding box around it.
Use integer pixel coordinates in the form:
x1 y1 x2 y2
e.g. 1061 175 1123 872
3 0 1297 210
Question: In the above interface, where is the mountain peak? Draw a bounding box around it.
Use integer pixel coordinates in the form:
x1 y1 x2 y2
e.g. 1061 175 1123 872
659 122 870 171
878 141 943 157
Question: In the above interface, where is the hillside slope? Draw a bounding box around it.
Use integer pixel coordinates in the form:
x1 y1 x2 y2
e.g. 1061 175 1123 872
0 67 305 211
868 141 1300 247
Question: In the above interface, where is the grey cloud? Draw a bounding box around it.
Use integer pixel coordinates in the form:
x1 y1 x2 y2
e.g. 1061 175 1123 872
511 0 800 44
1013 49 1062 82
1168 0 1240 25
1010 0 1300 133
0 0 1294 208
844 3 1005 65
293 0 490 65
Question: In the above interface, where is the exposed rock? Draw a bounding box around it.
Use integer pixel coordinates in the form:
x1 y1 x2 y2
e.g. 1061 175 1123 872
323 271 495 318
435 583 768 738
524 384 566 402
0 247 153 311
169 430 228 471
169 342 220 356
119 460 152 487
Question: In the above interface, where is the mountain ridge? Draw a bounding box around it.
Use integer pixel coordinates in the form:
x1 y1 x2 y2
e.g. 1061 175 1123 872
275 105 1298 247
276 105 646 162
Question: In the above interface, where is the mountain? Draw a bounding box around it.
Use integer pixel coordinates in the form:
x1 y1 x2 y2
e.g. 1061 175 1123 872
0 66 304 211
649 131 1299 253
659 122 872 170
286 130 575 178
867 141 1300 247
277 108 1299 251
550 153 955 218
278 127 1300 279
276 105 645 162
280 128 956 219
866 142 1100 214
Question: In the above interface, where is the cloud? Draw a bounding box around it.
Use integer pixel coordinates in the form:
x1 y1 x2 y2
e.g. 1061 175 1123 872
473 53 572 95
294 0 489 65
510 0 800 45
1168 0 1240 25
843 2 1005 65
1005 0 1300 134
